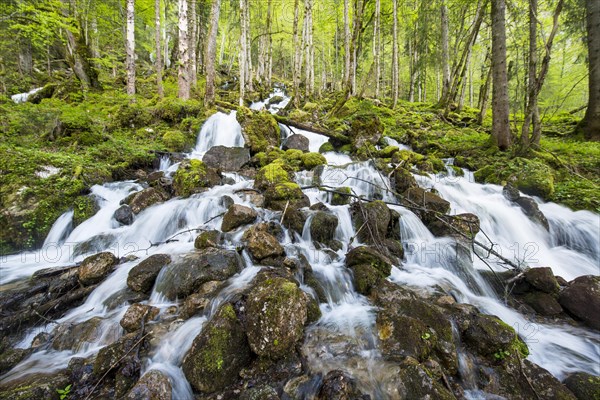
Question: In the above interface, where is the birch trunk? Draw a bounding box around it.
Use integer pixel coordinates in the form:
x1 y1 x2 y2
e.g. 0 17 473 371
155 0 163 98
239 0 248 105
189 0 197 86
439 1 450 106
126 0 136 95
178 0 190 99
373 0 381 98
392 0 399 107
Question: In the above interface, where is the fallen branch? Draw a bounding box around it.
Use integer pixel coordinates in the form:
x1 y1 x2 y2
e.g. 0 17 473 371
273 115 351 144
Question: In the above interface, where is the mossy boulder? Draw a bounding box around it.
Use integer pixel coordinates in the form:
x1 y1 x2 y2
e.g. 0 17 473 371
474 157 555 198
123 187 170 214
318 142 335 153
203 145 251 172
316 370 364 400
155 248 243 299
309 211 338 244
194 230 223 249
463 313 529 360
377 311 434 361
349 113 384 149
127 254 171 293
221 204 258 232
346 246 392 275
242 224 285 263
330 187 351 205
264 182 310 211
402 187 451 225
78 251 118 286
564 372 600 400
301 152 327 169
162 130 186 152
398 360 455 400
254 161 292 191
245 274 308 359
349 200 391 244
182 304 252 393
125 370 172 400
393 167 418 194
0 371 69 400
236 107 281 154
172 159 221 197
559 275 600 329
427 213 480 241
524 267 560 294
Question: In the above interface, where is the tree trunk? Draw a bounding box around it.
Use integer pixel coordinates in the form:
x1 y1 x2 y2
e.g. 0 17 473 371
126 0 136 96
155 0 164 98
205 0 221 106
18 38 33 76
292 0 301 106
491 0 511 150
304 0 314 98
266 0 273 87
392 0 399 107
239 0 248 105
439 1 450 106
373 0 381 98
189 0 197 87
478 55 492 125
582 0 600 140
344 0 350 84
178 0 190 99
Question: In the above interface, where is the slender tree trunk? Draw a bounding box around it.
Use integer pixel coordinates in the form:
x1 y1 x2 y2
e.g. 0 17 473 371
244 1 252 92
205 0 221 106
189 0 197 87
155 0 163 98
392 0 399 107
478 49 492 124
266 0 273 87
178 0 190 99
373 0 381 98
582 0 600 140
239 0 248 105
304 0 314 98
125 0 135 96
292 0 301 106
18 38 33 76
344 0 350 84
491 0 511 150
439 1 450 106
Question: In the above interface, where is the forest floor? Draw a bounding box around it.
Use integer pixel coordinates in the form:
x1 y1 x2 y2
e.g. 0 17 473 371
1 77 598 254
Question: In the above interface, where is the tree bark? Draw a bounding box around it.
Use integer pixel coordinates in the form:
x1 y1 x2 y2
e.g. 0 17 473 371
178 0 190 99
155 0 164 98
491 0 511 150
126 0 136 96
189 0 197 87
292 0 301 106
344 0 350 84
205 0 221 106
373 0 381 98
392 0 399 107
439 1 450 106
478 51 492 125
304 0 314 98
239 0 248 105
581 0 599 141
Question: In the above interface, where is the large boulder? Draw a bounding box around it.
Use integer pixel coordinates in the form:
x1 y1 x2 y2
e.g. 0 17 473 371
114 204 134 225
155 248 243 299
125 370 172 400
309 211 338 244
78 252 118 286
236 107 281 154
242 224 285 264
182 304 252 393
172 159 221 197
402 187 451 224
221 204 258 232
398 360 455 400
524 267 560 294
393 168 418 194
0 372 70 400
377 311 433 362
282 134 310 152
564 372 600 400
127 254 172 293
349 113 384 149
559 275 600 329
463 314 529 360
515 197 550 231
245 274 308 359
51 317 104 351
427 213 480 241
346 246 392 275
349 200 391 244
123 187 170 214
203 145 250 172
264 183 310 212
254 161 292 191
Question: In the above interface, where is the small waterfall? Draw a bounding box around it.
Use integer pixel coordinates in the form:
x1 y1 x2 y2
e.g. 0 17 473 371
191 111 244 156
42 210 74 247
11 87 43 104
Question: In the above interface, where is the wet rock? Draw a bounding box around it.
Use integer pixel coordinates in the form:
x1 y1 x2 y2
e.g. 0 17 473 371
51 316 104 351
203 145 251 172
237 189 265 207
350 200 391 244
72 233 116 257
524 267 560 294
172 159 221 197
246 274 308 359
254 162 292 191
222 204 258 232
402 187 450 224
281 208 308 235
123 187 170 214
350 113 384 148
463 314 528 359
428 213 480 240
282 134 310 152
93 332 147 379
559 275 600 330
393 167 418 194
127 254 172 293
242 224 285 263
78 251 118 286
182 304 252 393
114 204 134 225
523 291 563 316
330 187 351 206
316 370 364 400
194 230 223 249
309 212 338 244
264 183 310 211
0 372 69 400
398 359 455 400
564 372 600 400
503 183 521 202
125 369 172 400
377 310 434 362
515 197 550 231
240 385 280 400
346 246 392 275
0 348 31 375
237 107 281 154
120 303 160 333
156 248 243 299
180 281 223 319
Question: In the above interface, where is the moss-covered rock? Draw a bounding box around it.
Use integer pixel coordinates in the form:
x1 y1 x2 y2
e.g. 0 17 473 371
242 224 285 263
194 230 223 249
78 252 118 286
264 182 309 211
182 304 252 393
245 274 308 359
172 159 221 197
393 167 418 194
254 161 292 191
318 142 335 153
309 211 338 244
397 359 455 400
236 107 281 154
301 152 327 169
0 372 70 400
162 130 186 152
127 254 171 293
330 187 351 205
564 372 600 400
464 313 529 361
349 200 391 244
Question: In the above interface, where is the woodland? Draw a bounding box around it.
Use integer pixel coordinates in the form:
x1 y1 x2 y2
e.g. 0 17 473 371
0 0 599 399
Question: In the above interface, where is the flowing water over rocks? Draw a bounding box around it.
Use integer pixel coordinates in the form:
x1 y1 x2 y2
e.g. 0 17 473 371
1 91 599 399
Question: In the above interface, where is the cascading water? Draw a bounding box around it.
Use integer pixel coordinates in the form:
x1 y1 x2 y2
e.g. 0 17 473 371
1 90 599 399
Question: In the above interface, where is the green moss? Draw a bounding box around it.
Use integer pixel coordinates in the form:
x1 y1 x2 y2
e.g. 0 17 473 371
236 107 280 154
379 145 399 158
162 130 186 152
303 102 318 112
154 97 202 123
73 196 98 226
319 142 335 153
301 152 326 169
254 161 291 190
172 159 211 197
331 187 351 205
272 182 304 200
289 108 310 123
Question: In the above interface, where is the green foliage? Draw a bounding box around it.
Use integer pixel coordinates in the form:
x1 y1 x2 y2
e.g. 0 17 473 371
56 384 71 400
162 130 186 152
